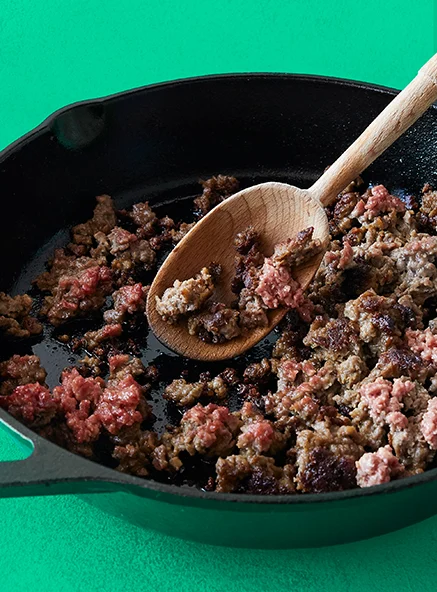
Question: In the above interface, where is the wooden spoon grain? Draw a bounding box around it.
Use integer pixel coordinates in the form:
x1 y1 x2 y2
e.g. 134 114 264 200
147 54 437 361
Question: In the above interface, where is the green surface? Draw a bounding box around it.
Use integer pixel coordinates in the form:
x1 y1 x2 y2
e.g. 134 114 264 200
0 0 436 590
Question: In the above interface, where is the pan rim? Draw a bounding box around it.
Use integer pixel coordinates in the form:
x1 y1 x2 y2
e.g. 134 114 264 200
0 71 404 162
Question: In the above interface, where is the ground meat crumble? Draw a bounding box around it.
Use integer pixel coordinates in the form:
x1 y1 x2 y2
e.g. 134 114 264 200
156 226 322 342
2 176 437 495
0 293 42 338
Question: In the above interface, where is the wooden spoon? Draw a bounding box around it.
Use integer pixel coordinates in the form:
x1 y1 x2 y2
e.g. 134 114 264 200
147 54 437 361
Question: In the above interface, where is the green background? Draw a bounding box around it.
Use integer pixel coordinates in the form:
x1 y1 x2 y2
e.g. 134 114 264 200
0 1 436 590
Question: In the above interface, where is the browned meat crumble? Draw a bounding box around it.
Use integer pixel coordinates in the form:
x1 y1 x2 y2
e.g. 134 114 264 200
194 175 240 217
156 227 322 343
0 293 42 338
3 176 437 495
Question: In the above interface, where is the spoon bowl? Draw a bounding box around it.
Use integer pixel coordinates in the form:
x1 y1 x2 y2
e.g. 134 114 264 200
146 182 329 360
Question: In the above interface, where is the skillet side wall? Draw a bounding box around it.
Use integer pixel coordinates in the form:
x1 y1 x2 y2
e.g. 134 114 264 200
79 475 437 547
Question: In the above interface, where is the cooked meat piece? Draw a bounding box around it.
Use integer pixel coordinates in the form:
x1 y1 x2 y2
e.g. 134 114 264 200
329 191 362 235
238 289 269 330
391 233 437 304
389 415 434 473
111 238 156 284
362 185 406 220
297 446 357 493
256 260 303 309
304 316 362 359
232 244 265 294
170 222 196 243
151 432 183 472
175 403 240 457
146 216 176 250
94 374 150 435
78 355 102 377
107 354 145 382
42 265 113 326
418 184 437 230
343 291 410 355
270 227 323 268
294 417 364 492
194 175 239 217
54 368 105 443
336 355 367 388
112 428 159 476
0 293 42 338
127 201 157 230
164 375 227 407
103 283 149 324
155 267 215 323
125 239 156 269
265 363 337 426
0 354 47 396
107 226 138 254
237 402 287 455
0 382 57 428
164 379 207 407
356 445 405 487
90 231 110 264
35 249 96 293
421 397 437 449
81 323 123 352
234 226 260 255
70 195 117 250
215 454 295 494
188 302 241 343
243 358 271 385
373 347 422 380
219 367 240 386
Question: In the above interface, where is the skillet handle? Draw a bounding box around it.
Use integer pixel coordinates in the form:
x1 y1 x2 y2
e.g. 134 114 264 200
0 409 123 498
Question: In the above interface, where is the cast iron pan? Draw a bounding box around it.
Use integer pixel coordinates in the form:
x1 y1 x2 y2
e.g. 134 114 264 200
0 74 437 549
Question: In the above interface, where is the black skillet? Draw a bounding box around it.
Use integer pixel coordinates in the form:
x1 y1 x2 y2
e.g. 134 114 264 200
0 74 437 549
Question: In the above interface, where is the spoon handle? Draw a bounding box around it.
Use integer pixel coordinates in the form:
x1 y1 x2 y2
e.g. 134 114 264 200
310 53 437 207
